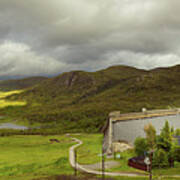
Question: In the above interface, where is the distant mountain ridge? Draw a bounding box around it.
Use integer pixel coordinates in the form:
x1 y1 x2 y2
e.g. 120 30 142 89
3 64 180 132
0 76 47 91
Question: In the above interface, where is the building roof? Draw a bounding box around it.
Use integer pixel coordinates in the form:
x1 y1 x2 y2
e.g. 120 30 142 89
110 109 180 122
102 108 180 133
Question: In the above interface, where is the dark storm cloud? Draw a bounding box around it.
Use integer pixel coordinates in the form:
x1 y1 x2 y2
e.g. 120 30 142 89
1 0 180 76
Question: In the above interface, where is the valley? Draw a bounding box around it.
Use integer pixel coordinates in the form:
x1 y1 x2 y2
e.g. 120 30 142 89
0 65 180 179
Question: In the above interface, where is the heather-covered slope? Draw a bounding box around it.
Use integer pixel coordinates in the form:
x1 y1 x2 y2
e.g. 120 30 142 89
3 65 180 132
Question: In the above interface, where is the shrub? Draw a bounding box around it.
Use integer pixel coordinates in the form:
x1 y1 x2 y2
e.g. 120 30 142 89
175 129 180 136
153 148 169 168
159 121 172 152
134 137 148 156
174 146 180 162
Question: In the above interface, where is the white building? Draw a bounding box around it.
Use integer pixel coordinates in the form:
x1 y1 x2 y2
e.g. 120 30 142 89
102 109 180 154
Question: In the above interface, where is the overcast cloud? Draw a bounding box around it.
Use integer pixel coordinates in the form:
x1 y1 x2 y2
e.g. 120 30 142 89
1 0 180 77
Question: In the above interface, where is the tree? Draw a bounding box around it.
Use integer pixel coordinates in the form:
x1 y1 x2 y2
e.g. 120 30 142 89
174 146 180 162
175 129 180 136
171 126 174 134
144 123 156 150
153 148 169 168
159 121 172 152
134 137 149 156
155 121 175 167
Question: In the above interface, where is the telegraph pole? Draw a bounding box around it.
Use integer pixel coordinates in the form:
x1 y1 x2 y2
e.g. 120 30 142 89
74 149 77 176
144 151 153 180
149 151 153 180
102 135 105 180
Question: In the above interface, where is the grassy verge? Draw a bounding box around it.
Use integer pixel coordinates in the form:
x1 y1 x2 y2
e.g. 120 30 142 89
32 174 180 180
152 161 180 175
107 150 148 175
113 177 180 180
73 134 103 165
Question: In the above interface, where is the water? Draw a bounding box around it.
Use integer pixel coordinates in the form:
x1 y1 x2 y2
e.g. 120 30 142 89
0 123 28 130
113 115 180 144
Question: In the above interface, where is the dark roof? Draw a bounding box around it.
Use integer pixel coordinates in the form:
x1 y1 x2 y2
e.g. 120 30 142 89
128 156 148 172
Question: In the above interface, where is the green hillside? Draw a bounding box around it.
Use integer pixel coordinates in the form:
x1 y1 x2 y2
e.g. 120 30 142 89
2 65 180 133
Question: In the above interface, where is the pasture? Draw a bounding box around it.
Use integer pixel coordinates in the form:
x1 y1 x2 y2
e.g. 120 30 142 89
0 135 75 180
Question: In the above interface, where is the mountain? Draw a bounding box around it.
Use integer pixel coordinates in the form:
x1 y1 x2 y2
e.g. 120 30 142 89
0 76 47 91
4 65 180 132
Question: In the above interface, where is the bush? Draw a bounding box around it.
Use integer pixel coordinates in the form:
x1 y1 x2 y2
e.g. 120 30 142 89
174 146 180 162
175 129 180 136
153 148 169 168
134 137 148 156
158 121 172 152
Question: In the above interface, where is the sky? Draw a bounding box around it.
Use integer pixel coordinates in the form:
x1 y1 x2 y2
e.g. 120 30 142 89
1 0 180 77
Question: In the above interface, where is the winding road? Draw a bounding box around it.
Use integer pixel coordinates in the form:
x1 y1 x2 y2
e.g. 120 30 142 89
69 137 180 178
69 137 147 177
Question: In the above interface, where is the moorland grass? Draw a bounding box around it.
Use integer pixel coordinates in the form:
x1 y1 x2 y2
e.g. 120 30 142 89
0 135 75 180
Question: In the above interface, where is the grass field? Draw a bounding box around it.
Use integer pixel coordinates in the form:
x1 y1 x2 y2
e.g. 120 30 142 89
0 134 180 180
0 135 75 180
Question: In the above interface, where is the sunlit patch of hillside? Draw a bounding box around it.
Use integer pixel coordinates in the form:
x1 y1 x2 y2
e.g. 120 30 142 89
0 99 26 108
0 90 26 108
0 90 23 98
